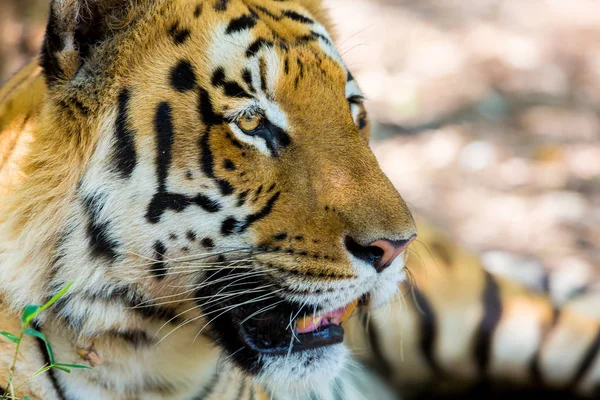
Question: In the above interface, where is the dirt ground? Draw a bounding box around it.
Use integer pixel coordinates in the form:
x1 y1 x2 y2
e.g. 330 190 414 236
2 0 599 300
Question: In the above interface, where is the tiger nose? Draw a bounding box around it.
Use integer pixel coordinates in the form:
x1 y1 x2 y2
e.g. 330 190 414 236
344 234 416 273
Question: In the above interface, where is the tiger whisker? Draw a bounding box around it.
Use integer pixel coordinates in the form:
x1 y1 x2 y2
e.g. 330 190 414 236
134 271 275 307
135 284 272 309
193 298 287 344
155 288 282 338
159 291 283 345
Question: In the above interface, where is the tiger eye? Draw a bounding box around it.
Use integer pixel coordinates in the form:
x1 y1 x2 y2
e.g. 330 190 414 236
237 114 262 133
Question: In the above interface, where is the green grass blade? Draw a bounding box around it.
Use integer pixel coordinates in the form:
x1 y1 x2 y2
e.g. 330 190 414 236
23 328 55 365
23 282 73 325
0 331 19 344
54 363 92 370
52 365 71 373
21 304 40 324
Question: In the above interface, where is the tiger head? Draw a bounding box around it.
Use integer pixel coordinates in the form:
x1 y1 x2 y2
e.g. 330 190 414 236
5 0 415 392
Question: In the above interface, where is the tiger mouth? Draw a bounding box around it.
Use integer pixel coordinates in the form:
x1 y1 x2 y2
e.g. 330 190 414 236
239 300 359 356
207 293 362 365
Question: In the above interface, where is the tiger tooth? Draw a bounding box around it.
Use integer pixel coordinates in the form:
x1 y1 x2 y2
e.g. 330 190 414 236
339 300 359 323
296 315 322 331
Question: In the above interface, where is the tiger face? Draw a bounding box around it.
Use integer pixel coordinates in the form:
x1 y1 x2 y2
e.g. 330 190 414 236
35 0 416 392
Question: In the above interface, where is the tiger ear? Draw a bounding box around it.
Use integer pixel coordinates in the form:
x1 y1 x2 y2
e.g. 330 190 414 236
40 0 146 86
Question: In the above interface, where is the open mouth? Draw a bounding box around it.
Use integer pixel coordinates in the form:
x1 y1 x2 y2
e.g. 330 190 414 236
240 300 359 356
196 268 363 371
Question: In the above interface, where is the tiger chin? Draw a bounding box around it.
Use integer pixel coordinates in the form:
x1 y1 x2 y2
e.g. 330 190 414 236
0 0 416 398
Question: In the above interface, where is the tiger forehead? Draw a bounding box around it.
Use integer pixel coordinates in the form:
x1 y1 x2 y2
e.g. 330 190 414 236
146 0 352 118
157 0 345 78
164 0 325 42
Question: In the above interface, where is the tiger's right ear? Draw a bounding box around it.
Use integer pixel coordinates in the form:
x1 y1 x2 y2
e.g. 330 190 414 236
41 0 147 86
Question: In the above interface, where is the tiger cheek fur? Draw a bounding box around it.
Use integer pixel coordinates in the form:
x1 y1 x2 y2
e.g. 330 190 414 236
0 0 415 398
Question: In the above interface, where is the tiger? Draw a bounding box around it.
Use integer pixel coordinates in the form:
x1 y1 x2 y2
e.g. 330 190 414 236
0 0 599 399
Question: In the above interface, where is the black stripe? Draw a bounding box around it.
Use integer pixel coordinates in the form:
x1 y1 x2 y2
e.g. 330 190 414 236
282 10 314 24
74 283 181 323
237 190 250 206
146 192 220 223
0 386 6 396
168 22 191 45
530 307 561 385
198 87 223 179
474 271 503 374
192 368 220 399
223 159 236 171
151 241 168 280
211 67 226 87
296 58 304 78
242 68 255 93
193 193 222 212
110 329 153 347
259 57 268 93
239 191 280 232
40 8 66 85
198 87 223 127
214 0 229 11
310 31 332 46
361 311 393 380
71 98 89 115
81 193 119 262
145 193 191 223
130 299 180 322
217 179 234 196
221 217 239 236
269 124 291 149
112 88 137 179
31 323 68 400
223 81 252 98
412 286 443 375
210 69 251 98
226 132 244 149
569 326 600 388
199 131 215 180
226 14 257 34
145 100 223 222
194 4 203 18
252 5 281 20
155 102 175 191
246 38 274 58
170 60 197 92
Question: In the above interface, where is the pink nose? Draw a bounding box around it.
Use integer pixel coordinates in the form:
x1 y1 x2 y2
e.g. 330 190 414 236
369 235 416 272
344 234 417 273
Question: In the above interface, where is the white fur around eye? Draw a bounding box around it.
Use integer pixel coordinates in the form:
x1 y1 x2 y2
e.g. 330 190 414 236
351 103 362 125
229 123 271 155
345 79 362 100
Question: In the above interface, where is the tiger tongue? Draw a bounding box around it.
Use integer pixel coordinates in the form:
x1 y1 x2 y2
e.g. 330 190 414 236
295 301 358 334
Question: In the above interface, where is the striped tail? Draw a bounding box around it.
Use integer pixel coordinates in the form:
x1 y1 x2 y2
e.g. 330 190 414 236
345 221 600 399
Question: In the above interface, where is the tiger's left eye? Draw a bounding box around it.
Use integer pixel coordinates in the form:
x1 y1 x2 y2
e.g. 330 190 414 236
236 114 263 134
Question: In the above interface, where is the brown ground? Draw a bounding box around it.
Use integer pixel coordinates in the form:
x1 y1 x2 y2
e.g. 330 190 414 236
1 0 599 300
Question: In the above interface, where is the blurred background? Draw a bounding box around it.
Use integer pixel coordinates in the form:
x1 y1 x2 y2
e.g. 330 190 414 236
1 0 599 298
